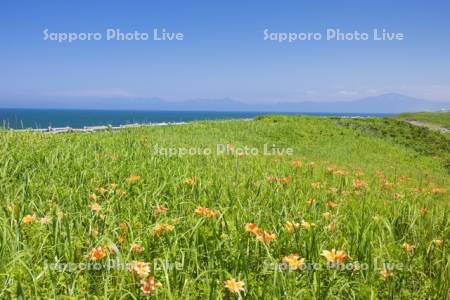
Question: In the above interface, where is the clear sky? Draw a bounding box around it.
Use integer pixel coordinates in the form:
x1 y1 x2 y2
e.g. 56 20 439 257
1 0 449 105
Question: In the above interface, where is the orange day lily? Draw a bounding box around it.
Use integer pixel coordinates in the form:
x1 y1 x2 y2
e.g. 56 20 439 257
89 246 107 261
140 276 162 294
285 221 300 233
131 243 145 253
184 177 196 185
127 175 140 183
153 224 175 234
321 248 347 264
244 223 276 243
194 207 220 218
130 261 151 278
282 253 305 270
224 279 245 294
379 269 394 278
403 243 415 253
88 203 102 212
301 220 315 230
22 214 36 224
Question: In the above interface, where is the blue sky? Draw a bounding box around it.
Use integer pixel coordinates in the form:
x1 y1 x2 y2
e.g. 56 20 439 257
1 0 449 106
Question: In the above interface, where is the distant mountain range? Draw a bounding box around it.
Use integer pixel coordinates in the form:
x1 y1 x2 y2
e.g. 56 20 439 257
1 93 448 113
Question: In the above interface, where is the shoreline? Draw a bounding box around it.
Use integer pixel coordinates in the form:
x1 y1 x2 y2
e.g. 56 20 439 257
10 122 189 134
4 115 389 134
0 109 395 132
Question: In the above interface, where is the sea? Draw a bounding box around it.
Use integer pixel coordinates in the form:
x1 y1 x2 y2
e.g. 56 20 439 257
0 108 392 129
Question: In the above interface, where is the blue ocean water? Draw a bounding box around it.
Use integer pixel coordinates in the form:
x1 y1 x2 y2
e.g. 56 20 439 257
0 109 392 129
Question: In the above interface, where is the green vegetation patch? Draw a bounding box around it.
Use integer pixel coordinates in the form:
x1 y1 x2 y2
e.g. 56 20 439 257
337 117 450 170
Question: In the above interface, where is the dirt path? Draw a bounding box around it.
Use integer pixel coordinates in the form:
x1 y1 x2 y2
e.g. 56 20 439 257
404 119 450 133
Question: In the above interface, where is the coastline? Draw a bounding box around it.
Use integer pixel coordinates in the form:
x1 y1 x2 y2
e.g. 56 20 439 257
9 122 189 134
4 115 391 134
0 108 394 131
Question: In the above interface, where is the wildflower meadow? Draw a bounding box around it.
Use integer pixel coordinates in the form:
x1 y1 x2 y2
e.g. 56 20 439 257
0 115 448 299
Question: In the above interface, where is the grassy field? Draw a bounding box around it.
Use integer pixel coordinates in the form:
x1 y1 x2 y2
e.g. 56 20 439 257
394 112 450 129
0 115 449 299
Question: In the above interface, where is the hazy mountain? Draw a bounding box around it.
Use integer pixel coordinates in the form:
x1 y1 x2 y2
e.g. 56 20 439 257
0 93 448 113
271 93 449 113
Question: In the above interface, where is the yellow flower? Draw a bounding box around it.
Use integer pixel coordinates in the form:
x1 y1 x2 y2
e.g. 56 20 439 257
301 220 315 230
266 176 277 183
306 198 316 205
194 207 220 218
88 203 102 212
327 164 337 172
39 216 52 225
224 279 245 294
282 253 305 270
321 248 347 264
431 187 447 194
130 261 151 277
329 187 338 194
153 224 175 234
403 243 415 253
115 189 127 196
245 223 276 242
326 201 338 209
284 221 300 233
326 222 337 232
140 276 162 294
88 247 107 261
131 243 145 253
57 211 65 220
184 177 197 185
379 269 394 278
322 212 333 220
355 170 365 177
256 232 277 243
22 214 36 224
127 175 141 183
91 228 99 237
432 239 443 247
